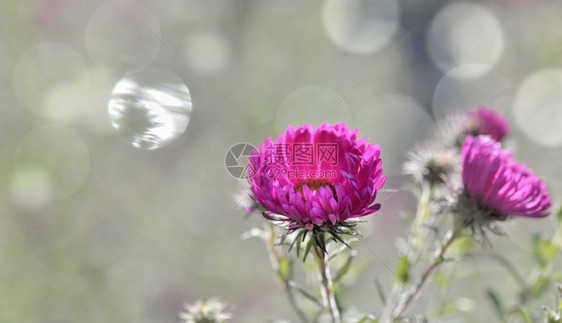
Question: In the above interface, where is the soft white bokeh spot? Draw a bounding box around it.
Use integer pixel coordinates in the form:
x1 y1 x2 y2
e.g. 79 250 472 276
428 2 504 79
108 69 192 150
85 0 161 74
276 86 352 134
456 298 475 313
513 69 562 147
184 31 229 74
355 95 432 175
43 68 114 132
12 42 89 119
322 0 399 54
433 66 511 118
12 125 90 201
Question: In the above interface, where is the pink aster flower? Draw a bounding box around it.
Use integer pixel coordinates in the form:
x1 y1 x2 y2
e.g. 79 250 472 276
464 107 510 142
246 123 386 231
460 135 551 224
432 107 510 148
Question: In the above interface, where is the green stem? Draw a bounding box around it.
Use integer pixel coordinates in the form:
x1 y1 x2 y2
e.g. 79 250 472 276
410 184 434 256
392 228 462 320
314 236 341 323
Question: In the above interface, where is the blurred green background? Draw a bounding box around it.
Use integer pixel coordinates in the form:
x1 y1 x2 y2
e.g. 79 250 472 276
1 0 562 322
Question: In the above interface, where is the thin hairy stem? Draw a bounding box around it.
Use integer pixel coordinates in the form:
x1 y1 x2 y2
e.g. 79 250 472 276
314 237 341 323
410 184 435 258
392 230 461 320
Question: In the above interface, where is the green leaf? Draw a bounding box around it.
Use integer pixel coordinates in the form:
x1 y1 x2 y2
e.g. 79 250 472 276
289 230 304 254
450 236 474 255
303 239 314 262
288 281 321 306
313 231 327 255
327 228 351 249
529 277 550 297
374 279 386 305
395 255 410 284
357 315 377 323
433 271 450 290
541 239 557 263
334 251 355 282
295 232 303 259
533 234 557 266
279 257 291 280
557 206 562 224
486 289 504 319
518 308 531 323
434 299 457 316
329 242 351 261
552 273 562 282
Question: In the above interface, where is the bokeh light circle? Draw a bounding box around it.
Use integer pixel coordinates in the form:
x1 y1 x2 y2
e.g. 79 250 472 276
85 0 161 74
355 95 432 175
108 68 192 150
42 68 114 131
322 0 399 54
12 42 89 119
275 86 352 134
427 2 505 79
432 66 511 119
12 125 90 201
513 69 562 147
183 31 229 74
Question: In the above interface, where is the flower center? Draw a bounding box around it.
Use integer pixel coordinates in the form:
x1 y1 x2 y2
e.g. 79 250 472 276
294 180 337 201
424 153 455 184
